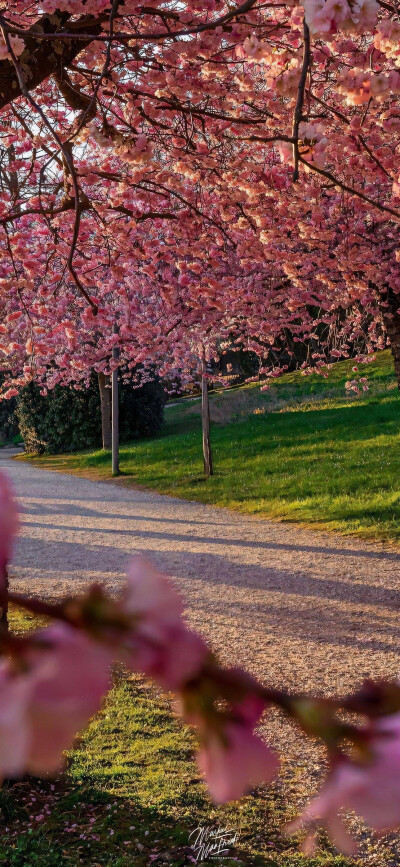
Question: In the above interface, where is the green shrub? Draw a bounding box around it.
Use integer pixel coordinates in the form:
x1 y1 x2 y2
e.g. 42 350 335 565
17 379 101 454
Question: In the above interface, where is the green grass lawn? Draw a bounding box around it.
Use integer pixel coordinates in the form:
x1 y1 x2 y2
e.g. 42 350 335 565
19 350 400 544
1 608 355 867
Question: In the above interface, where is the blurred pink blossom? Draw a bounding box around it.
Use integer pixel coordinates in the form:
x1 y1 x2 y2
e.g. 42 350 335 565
304 0 378 35
197 721 279 803
289 712 400 853
25 623 112 774
0 660 32 778
121 558 208 689
0 470 18 571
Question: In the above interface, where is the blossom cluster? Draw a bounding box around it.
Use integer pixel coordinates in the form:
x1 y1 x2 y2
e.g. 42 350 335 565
374 20 400 64
304 0 378 35
345 376 369 393
338 69 400 105
0 33 24 62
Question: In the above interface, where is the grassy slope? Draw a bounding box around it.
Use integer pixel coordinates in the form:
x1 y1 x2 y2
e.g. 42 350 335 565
0 608 355 867
19 350 400 544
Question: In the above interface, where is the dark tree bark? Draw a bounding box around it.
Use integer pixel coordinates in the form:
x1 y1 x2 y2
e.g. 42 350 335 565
0 567 9 633
112 323 120 476
381 296 400 388
386 316 400 388
0 12 104 111
98 372 112 450
201 354 213 477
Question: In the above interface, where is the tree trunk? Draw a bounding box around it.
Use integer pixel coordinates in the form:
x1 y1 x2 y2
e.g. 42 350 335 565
201 355 213 477
0 12 104 113
383 307 400 388
112 323 120 476
98 372 112 450
0 567 9 634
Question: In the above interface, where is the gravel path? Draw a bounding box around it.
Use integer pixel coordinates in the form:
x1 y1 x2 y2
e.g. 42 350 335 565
4 447 400 861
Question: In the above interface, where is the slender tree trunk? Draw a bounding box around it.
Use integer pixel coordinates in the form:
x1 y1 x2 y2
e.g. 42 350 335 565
98 372 112 450
0 567 9 633
112 323 120 476
201 354 213 477
384 309 400 388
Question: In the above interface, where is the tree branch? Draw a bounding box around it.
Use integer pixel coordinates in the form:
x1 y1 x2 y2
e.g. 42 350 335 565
292 18 310 182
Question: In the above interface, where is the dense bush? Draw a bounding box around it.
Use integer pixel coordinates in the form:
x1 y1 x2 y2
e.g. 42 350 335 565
17 372 166 454
17 379 102 454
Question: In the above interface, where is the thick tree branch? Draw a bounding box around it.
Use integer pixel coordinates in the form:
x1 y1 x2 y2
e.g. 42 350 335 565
292 18 310 182
53 69 96 120
7 0 259 45
0 12 104 112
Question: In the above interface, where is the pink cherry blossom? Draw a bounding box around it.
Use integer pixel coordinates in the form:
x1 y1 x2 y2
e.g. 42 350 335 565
304 0 378 35
0 0 396 404
123 558 184 624
0 34 25 62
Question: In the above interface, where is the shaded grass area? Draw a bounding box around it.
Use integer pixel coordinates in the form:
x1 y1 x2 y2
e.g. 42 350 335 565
0 608 355 867
17 351 400 544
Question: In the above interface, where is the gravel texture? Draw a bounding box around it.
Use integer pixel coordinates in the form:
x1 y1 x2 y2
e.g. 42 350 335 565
4 447 400 862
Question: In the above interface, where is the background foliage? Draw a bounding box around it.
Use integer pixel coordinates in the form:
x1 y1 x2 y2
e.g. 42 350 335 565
0 391 19 445
16 373 166 454
17 379 102 455
119 371 166 441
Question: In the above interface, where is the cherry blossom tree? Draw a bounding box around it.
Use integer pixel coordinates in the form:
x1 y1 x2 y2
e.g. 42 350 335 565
0 0 399 399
